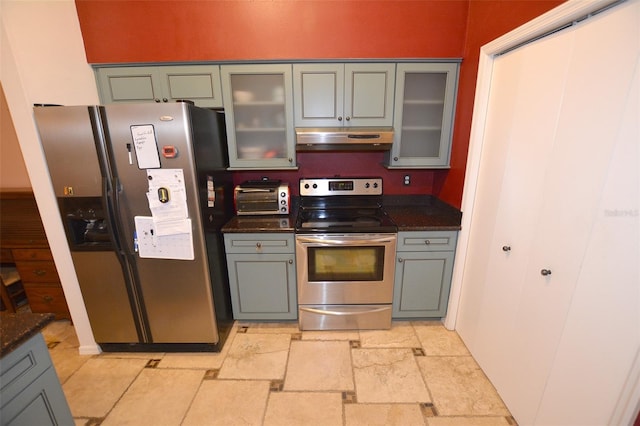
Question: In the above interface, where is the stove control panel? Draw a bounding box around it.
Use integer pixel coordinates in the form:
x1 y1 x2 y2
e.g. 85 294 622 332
300 177 382 196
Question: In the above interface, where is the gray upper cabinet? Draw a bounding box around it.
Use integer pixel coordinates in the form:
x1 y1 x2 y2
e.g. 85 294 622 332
385 63 459 168
221 64 297 169
96 65 223 108
293 63 396 127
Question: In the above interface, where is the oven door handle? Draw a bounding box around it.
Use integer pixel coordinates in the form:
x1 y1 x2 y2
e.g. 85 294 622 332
299 306 390 316
296 235 396 245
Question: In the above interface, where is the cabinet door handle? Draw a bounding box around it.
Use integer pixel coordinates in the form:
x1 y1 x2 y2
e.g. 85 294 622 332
502 245 511 252
541 269 552 276
33 269 47 276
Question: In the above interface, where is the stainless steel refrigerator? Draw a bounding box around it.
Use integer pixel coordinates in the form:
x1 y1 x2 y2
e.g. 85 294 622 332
33 103 234 352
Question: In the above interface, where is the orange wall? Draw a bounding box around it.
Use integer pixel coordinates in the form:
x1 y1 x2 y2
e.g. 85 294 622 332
439 0 565 207
75 1 468 62
74 0 563 207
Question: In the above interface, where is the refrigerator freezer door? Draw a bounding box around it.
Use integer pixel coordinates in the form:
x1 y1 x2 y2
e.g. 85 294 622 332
34 106 104 197
102 103 220 343
71 252 139 342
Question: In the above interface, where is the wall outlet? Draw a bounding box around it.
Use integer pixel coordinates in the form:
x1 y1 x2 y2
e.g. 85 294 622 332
403 174 411 186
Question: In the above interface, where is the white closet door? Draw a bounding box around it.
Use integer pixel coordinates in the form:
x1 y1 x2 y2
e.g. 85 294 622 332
471 31 574 406
454 51 524 349
457 1 639 424
533 1 640 423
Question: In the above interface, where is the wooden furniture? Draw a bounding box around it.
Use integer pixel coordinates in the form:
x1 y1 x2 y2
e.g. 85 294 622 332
0 190 71 320
0 266 27 313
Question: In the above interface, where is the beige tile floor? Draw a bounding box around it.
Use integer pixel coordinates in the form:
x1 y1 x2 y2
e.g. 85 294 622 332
42 320 515 426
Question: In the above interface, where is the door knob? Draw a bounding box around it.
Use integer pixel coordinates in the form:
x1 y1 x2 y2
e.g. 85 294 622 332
540 269 552 276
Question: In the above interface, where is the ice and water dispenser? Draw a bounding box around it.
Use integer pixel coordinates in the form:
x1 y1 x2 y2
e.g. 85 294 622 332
58 197 112 250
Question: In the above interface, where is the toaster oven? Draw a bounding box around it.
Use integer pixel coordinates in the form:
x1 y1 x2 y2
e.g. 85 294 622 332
234 180 290 215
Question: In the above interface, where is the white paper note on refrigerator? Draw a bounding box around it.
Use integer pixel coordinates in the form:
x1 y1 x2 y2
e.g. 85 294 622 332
146 168 190 236
134 216 194 260
131 125 161 169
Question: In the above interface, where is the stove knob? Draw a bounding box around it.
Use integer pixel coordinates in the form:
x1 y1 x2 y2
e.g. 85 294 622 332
365 183 370 188
281 200 286 205
281 207 287 212
373 182 379 188
312 184 318 189
304 184 310 189
281 191 286 197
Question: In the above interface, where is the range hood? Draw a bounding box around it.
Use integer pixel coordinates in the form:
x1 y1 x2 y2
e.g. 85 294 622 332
295 127 394 152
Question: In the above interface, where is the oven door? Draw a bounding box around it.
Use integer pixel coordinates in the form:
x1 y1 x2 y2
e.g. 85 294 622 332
295 233 397 304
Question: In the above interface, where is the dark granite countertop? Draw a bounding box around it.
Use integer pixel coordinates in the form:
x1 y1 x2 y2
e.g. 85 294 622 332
1 312 55 357
222 214 297 233
382 195 462 231
221 195 461 233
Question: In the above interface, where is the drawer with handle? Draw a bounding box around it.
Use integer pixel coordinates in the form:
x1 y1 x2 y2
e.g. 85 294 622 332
23 283 70 319
14 260 60 283
12 248 54 262
396 231 458 252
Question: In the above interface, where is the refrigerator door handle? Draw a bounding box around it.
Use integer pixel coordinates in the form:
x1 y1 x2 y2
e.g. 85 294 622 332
103 177 123 254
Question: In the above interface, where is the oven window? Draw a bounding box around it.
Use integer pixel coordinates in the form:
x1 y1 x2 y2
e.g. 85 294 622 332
308 246 385 282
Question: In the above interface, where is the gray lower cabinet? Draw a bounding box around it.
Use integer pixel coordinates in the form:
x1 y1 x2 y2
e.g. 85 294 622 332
95 65 223 107
392 231 457 318
224 233 297 320
1 333 73 426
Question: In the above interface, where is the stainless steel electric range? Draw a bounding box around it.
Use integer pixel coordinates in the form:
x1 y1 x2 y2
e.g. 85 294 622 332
294 177 397 330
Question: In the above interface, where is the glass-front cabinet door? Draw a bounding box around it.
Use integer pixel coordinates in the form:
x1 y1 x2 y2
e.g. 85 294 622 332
221 65 296 169
385 63 459 168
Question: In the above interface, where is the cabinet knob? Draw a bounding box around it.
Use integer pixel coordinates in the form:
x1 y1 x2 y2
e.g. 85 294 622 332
288 259 293 264
154 98 161 103
43 295 54 303
502 246 511 252
424 240 431 245
541 269 552 276
393 157 399 161
162 98 168 103
338 116 343 122
398 258 403 263
288 158 293 163
345 116 351 121
256 242 262 249
33 269 47 276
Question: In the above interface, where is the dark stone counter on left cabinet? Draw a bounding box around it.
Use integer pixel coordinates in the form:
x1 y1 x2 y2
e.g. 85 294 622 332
0 312 54 357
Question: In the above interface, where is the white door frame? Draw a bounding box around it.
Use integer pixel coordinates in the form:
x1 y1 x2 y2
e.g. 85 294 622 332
445 0 639 423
